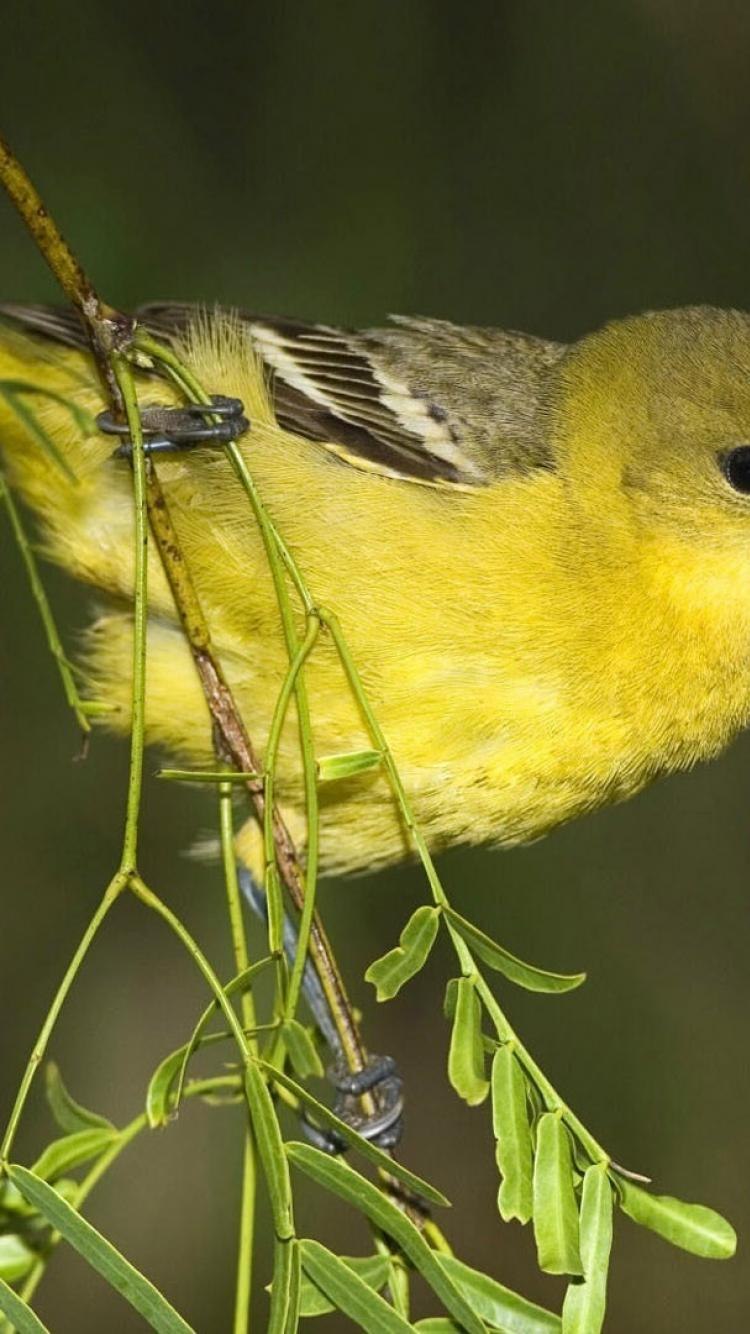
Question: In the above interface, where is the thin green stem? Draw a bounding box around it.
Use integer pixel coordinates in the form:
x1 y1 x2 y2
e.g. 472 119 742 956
0 472 92 733
220 778 258 1334
111 357 148 874
219 781 257 1039
262 617 320 962
0 874 126 1167
130 876 253 1067
233 1138 257 1334
158 769 261 785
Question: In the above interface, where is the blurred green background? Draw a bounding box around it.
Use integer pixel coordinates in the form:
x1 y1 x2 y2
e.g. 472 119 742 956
1 2 749 1330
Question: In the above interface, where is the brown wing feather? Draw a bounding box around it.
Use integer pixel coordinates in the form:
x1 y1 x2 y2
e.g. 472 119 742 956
0 300 566 487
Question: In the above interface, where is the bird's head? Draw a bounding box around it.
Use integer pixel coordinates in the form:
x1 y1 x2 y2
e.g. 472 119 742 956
553 308 750 612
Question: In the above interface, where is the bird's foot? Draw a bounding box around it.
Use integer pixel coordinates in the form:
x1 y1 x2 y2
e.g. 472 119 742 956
302 1054 404 1155
96 395 249 456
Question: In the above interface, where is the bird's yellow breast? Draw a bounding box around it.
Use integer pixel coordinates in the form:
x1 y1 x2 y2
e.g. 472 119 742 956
2 318 749 877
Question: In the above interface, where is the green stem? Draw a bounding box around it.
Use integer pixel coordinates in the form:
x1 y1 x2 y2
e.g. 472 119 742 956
131 876 253 1067
219 781 257 1040
111 357 149 875
262 617 320 961
158 769 262 785
0 874 125 1167
233 1138 257 1334
0 472 92 733
220 779 258 1334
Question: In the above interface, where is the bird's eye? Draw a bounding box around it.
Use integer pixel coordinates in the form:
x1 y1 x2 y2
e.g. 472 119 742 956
723 445 750 494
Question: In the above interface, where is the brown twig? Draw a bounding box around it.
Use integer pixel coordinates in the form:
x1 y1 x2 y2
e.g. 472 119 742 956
0 133 134 411
0 130 367 1076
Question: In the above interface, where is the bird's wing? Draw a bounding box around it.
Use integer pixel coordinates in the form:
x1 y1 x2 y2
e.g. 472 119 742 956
0 302 566 488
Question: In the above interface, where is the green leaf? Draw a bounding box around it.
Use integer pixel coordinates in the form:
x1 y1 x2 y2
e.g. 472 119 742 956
532 1114 583 1276
0 1234 36 1283
45 1063 115 1135
282 1020 324 1079
561 1163 613 1333
30 1128 117 1182
443 978 459 1021
145 1032 239 1127
8 1165 196 1332
296 1254 391 1317
492 1046 533 1224
437 1255 562 1332
0 1277 51 1334
146 1046 190 1129
413 1322 461 1333
617 1179 736 1260
244 1066 295 1240
443 908 585 994
448 977 489 1106
299 1239 414 1331
365 906 440 1001
317 749 382 781
259 1061 449 1208
0 1180 36 1219
286 1143 484 1334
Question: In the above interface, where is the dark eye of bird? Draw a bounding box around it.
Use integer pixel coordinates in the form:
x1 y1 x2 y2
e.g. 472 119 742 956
723 445 750 494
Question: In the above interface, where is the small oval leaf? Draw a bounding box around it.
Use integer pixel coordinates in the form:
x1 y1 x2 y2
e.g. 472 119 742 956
448 977 489 1106
443 907 585 994
365 906 440 1001
146 1047 188 1129
0 1234 36 1283
299 1239 413 1331
45 1063 114 1135
413 1322 460 1333
31 1128 117 1183
436 1254 562 1332
282 1020 324 1079
492 1046 533 1224
532 1113 583 1276
561 1163 613 1333
0 1179 36 1219
617 1179 736 1260
317 750 382 781
443 978 458 1021
145 1032 238 1128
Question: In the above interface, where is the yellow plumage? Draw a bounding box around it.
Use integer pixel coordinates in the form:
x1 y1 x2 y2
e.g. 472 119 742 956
2 305 750 877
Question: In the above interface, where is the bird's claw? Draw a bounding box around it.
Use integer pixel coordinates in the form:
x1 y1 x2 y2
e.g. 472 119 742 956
96 395 249 457
301 1053 404 1154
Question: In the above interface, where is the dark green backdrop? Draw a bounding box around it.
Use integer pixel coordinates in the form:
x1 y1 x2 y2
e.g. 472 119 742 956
1 3 749 1330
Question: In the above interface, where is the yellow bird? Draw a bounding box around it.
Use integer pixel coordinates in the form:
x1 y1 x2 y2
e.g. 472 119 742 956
2 302 750 880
